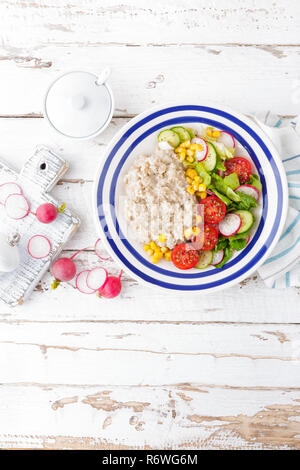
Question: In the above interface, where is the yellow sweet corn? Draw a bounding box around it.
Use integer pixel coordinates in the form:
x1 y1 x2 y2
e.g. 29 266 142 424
186 186 195 195
179 153 186 162
151 256 159 263
186 149 194 157
186 156 194 163
193 183 199 190
158 234 166 243
199 191 207 199
183 140 191 148
164 252 172 261
148 249 154 256
144 244 150 251
206 128 213 137
186 168 197 179
212 130 220 138
194 175 201 183
150 241 157 250
186 176 192 184
161 246 168 253
198 184 207 192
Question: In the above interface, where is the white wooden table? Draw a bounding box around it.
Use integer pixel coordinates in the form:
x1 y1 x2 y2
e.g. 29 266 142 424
0 0 300 450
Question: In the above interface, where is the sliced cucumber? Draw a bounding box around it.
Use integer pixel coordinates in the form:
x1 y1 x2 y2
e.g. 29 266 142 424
171 126 190 143
195 250 213 269
202 142 217 172
194 162 211 186
234 210 254 234
158 129 181 148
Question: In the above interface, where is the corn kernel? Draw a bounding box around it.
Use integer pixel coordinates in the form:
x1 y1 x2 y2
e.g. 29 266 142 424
212 130 220 138
161 246 168 253
148 249 154 256
174 147 181 153
196 215 202 223
158 234 166 243
179 154 185 162
164 252 172 261
186 149 194 157
153 252 160 260
186 168 197 178
186 176 192 184
184 227 193 239
199 191 207 199
186 186 195 195
192 226 201 236
186 156 194 163
190 143 197 151
151 256 159 263
183 140 191 148
198 184 207 192
150 241 157 250
144 244 150 251
206 128 213 137
194 175 201 183
193 183 199 190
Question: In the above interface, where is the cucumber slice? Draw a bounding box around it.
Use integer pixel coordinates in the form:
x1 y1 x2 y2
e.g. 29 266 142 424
158 129 181 148
202 142 217 172
195 250 213 269
193 162 211 186
234 210 254 234
170 126 191 143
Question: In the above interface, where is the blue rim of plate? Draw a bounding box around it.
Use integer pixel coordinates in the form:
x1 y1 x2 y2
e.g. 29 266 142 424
96 105 283 290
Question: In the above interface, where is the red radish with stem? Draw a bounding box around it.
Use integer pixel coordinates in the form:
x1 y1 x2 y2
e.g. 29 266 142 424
28 235 51 259
218 131 235 149
75 270 95 294
36 203 58 224
87 267 108 291
51 246 89 286
5 193 30 220
98 271 123 299
0 182 22 205
94 238 110 260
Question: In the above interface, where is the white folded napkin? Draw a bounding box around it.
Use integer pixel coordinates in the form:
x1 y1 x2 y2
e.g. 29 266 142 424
255 114 300 288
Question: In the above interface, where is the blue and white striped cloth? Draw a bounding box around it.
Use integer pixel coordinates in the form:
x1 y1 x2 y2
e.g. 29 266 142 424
256 115 300 288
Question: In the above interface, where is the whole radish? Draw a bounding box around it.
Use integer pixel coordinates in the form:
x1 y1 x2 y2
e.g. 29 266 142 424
35 202 66 224
98 271 123 299
36 203 58 224
51 247 88 288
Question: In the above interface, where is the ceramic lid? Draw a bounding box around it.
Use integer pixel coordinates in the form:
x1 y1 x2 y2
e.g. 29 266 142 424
44 70 113 139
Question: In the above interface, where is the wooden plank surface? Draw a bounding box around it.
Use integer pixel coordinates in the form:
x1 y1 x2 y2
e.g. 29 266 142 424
0 0 300 450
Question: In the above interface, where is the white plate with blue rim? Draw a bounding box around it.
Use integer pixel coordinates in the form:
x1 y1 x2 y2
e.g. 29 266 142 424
93 103 288 293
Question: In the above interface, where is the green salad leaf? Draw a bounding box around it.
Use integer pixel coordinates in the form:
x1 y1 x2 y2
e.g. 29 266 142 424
247 174 262 192
223 172 239 190
214 246 233 269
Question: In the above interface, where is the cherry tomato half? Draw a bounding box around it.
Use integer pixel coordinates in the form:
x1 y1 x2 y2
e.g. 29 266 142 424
224 157 252 184
192 224 219 251
198 196 226 224
171 243 199 270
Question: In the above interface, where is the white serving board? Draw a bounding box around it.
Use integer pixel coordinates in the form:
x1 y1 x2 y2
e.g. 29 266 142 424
0 146 80 306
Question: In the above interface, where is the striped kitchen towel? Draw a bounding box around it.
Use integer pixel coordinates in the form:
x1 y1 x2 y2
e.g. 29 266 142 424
256 114 300 288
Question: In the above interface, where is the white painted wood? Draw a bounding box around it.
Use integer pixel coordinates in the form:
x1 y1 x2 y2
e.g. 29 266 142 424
0 44 299 116
2 0 300 46
0 384 299 449
1 0 300 450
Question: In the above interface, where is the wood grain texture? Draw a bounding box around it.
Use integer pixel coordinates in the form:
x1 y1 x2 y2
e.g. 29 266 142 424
0 0 300 450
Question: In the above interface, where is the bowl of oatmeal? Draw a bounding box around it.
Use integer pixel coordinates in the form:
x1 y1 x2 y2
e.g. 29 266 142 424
93 103 287 293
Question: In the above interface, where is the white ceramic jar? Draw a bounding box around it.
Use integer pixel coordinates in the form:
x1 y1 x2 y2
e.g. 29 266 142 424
44 68 114 140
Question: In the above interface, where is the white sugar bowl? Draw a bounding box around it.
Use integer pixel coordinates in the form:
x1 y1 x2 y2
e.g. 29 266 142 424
0 233 20 275
44 68 114 140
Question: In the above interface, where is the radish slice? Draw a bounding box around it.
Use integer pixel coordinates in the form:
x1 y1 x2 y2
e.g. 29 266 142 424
158 141 173 150
28 235 51 259
219 213 242 237
0 182 22 205
235 185 259 201
246 235 251 245
5 193 30 219
211 250 224 266
218 131 235 149
75 270 95 294
94 238 110 261
191 137 208 161
86 267 108 291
